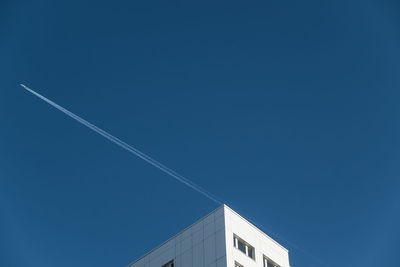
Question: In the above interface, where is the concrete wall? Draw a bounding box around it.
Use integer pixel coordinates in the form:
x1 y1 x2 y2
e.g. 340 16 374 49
128 206 227 267
224 206 290 267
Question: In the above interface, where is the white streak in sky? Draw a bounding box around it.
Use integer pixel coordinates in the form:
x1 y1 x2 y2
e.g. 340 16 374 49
21 84 222 205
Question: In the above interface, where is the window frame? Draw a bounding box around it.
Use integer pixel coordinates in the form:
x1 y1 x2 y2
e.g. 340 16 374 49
161 260 174 267
263 256 280 267
233 234 255 260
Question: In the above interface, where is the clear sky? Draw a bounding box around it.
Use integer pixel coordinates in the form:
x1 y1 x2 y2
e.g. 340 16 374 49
1 1 399 266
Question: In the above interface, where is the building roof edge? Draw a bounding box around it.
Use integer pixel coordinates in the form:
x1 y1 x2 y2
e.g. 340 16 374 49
126 204 225 267
223 204 289 253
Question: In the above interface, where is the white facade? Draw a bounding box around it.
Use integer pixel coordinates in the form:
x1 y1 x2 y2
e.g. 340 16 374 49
127 205 290 267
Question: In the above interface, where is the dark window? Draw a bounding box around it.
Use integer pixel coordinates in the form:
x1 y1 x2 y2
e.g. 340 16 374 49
162 260 174 267
238 239 246 254
264 257 280 267
247 246 254 259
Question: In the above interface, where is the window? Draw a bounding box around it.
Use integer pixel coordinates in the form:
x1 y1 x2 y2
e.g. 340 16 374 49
247 246 254 259
233 235 255 260
235 261 244 267
237 239 246 254
263 256 280 267
162 260 174 267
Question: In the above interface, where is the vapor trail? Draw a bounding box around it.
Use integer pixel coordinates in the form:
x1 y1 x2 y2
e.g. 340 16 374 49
21 84 222 205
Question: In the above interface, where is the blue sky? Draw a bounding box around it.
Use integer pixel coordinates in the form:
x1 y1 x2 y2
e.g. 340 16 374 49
1 1 400 266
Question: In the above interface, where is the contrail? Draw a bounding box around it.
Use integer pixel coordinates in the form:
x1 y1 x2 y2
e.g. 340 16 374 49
21 83 327 266
21 84 222 205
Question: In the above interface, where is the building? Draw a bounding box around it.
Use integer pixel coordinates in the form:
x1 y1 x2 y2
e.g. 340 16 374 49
127 204 290 267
